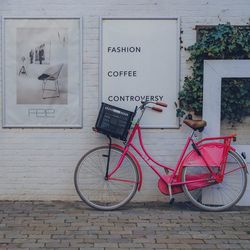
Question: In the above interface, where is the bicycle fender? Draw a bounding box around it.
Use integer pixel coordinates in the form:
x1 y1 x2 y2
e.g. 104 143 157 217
112 144 143 191
180 142 235 170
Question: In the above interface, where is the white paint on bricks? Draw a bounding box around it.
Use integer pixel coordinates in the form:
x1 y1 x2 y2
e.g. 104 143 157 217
0 0 250 201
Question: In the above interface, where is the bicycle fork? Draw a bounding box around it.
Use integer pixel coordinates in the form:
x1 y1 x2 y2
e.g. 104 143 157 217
103 135 128 180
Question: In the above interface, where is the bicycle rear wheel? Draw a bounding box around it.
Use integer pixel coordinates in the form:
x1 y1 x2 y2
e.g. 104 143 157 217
182 150 247 211
74 146 139 210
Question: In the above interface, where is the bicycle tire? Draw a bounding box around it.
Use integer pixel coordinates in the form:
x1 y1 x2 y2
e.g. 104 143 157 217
74 145 139 210
182 150 247 211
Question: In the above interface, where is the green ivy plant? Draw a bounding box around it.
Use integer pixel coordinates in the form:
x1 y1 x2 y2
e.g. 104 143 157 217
179 23 250 123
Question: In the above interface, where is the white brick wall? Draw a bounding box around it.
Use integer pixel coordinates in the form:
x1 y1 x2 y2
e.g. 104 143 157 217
0 0 249 201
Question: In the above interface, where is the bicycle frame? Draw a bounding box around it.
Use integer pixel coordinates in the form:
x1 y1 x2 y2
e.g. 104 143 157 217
75 101 248 211
107 122 237 194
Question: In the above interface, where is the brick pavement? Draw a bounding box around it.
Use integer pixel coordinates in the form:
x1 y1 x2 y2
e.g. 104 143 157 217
0 201 249 249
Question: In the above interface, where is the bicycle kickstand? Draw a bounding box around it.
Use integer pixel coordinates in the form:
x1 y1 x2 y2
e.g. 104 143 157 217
104 135 112 179
168 184 175 205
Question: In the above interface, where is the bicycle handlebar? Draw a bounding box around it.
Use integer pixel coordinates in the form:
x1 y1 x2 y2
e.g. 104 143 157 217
132 101 168 124
151 106 163 112
139 101 168 110
156 101 168 107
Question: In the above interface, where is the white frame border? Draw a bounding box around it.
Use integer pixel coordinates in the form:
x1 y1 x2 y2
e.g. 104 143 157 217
203 60 250 140
1 16 83 128
203 59 250 206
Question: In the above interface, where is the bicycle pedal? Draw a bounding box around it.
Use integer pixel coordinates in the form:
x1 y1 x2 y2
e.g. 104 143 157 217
169 198 175 205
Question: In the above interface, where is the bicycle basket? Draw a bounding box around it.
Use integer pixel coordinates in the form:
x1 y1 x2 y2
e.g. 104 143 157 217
95 103 134 141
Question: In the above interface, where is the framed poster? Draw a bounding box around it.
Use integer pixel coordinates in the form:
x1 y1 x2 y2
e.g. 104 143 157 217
2 17 82 127
101 18 180 128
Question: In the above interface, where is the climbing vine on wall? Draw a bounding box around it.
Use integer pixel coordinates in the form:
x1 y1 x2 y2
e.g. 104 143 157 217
179 23 250 123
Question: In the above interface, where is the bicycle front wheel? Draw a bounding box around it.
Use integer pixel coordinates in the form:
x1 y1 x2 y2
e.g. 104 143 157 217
182 150 247 211
74 146 139 210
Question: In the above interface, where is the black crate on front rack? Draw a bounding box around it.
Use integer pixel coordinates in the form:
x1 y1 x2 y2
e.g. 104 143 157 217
95 103 135 141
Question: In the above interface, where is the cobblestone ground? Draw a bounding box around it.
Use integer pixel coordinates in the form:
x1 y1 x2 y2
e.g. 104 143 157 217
0 201 249 249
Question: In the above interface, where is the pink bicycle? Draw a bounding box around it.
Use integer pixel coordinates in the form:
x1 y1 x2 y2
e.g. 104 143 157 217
74 101 248 211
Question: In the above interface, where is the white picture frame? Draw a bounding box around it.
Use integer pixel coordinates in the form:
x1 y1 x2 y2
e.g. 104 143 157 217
2 17 83 128
203 59 250 206
100 17 180 128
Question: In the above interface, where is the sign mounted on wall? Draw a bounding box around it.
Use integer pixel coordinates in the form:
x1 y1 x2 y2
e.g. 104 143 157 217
2 17 82 127
101 18 180 128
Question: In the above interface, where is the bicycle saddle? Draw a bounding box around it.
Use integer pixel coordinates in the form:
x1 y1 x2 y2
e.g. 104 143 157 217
183 119 207 131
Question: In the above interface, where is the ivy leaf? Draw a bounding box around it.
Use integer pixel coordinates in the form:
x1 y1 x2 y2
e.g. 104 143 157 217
180 24 250 123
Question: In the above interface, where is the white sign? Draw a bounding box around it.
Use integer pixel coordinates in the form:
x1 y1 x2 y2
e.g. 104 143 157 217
101 18 180 128
2 17 82 127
